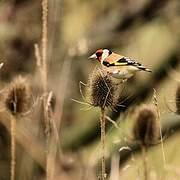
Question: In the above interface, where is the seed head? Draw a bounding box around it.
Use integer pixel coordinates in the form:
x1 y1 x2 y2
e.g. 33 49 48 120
87 67 119 109
133 105 159 146
5 76 31 115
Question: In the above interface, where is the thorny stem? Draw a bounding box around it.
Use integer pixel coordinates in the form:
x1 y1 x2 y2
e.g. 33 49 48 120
100 107 106 180
11 91 17 180
142 144 148 180
11 117 16 180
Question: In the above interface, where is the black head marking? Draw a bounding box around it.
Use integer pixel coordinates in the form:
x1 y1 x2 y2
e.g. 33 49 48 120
108 49 112 55
96 51 103 57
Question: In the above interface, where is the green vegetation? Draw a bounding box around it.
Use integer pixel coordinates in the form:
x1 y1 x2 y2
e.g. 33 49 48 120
0 0 179 179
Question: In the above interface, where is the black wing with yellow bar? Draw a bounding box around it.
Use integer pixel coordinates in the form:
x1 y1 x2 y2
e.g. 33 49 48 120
102 57 140 67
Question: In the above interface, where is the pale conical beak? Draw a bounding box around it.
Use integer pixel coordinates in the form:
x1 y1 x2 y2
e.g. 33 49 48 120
89 53 97 59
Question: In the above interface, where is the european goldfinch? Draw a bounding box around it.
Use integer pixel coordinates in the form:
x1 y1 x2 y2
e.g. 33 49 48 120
89 49 151 81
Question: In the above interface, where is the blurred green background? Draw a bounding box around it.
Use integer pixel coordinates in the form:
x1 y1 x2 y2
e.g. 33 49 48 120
0 0 180 179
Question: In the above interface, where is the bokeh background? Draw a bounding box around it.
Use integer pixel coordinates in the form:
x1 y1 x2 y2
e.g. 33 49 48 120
0 0 180 179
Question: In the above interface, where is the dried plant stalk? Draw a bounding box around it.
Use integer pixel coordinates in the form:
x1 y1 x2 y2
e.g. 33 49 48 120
5 76 31 180
34 44 42 67
100 108 106 180
86 67 120 179
133 105 158 146
153 89 166 166
41 0 48 92
141 145 148 180
133 105 159 180
41 0 53 179
10 117 16 180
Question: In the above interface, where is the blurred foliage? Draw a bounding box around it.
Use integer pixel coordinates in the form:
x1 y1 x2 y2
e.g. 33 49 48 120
0 0 179 179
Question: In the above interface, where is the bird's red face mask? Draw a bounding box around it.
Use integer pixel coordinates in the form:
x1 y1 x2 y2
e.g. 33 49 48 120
89 49 103 62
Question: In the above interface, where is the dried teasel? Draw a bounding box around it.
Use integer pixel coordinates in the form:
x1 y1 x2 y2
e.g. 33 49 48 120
5 76 31 115
176 84 180 114
133 105 159 146
87 67 119 109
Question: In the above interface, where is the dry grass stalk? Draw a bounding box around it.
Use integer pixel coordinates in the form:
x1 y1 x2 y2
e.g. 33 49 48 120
35 0 50 178
41 0 51 178
45 91 60 179
153 89 166 167
41 0 48 93
39 1 56 179
34 44 42 68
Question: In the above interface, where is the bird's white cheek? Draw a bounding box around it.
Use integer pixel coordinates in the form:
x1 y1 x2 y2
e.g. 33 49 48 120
101 52 109 61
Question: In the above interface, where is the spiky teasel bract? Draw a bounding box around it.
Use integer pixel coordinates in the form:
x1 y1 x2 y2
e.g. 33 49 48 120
5 76 31 115
176 84 180 114
133 105 159 146
87 67 119 109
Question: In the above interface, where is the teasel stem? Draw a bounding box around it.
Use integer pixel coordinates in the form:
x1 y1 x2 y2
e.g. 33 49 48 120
5 76 31 180
10 116 16 180
141 144 148 180
100 107 106 180
86 67 119 179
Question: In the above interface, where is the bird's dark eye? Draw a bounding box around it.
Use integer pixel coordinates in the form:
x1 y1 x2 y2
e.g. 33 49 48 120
96 52 102 57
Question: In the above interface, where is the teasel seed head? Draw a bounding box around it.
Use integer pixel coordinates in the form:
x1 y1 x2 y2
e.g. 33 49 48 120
5 76 31 115
133 105 159 146
176 84 180 114
87 67 119 109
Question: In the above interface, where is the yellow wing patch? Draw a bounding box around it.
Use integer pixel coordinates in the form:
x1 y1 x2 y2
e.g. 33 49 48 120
113 62 128 66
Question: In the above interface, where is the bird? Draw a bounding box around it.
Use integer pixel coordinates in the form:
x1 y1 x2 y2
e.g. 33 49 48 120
89 49 151 81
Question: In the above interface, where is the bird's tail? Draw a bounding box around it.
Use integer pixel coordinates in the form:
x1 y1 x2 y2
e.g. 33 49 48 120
138 66 152 72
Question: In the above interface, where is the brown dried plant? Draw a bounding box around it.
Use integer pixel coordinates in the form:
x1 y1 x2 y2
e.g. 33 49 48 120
87 67 120 180
5 76 31 180
133 105 159 180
